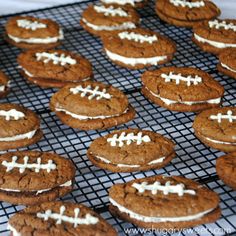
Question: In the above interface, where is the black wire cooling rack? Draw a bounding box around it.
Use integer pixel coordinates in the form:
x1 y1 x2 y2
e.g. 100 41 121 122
0 0 235 235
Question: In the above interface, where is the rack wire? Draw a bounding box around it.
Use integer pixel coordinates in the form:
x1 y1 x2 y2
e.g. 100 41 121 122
0 0 235 235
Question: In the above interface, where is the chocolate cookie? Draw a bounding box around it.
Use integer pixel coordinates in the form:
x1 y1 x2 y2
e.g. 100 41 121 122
5 16 63 49
141 67 224 112
109 175 221 230
87 129 175 172
156 0 220 28
217 49 236 80
50 81 135 130
8 201 117 236
100 0 147 8
193 107 236 152
18 49 93 88
102 28 176 69
0 71 10 98
0 103 43 151
0 151 75 205
80 4 140 37
216 153 236 190
193 19 236 54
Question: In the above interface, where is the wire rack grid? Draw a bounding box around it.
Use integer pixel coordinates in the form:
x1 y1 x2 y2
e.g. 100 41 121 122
0 0 235 235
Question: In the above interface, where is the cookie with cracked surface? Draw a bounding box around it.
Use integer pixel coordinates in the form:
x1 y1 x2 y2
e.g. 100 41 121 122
50 81 135 130
109 175 221 230
18 49 93 88
87 129 175 172
155 0 220 28
8 201 117 236
0 151 75 206
102 28 176 69
100 0 147 8
80 4 140 37
193 19 236 54
217 49 236 80
5 16 63 49
0 71 10 98
193 107 236 152
216 153 236 190
0 103 43 151
141 67 224 112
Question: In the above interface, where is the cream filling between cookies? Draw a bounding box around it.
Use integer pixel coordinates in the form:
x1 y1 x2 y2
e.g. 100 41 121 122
94 155 165 167
221 63 236 73
55 107 129 120
105 49 167 66
203 136 236 146
82 18 136 31
0 180 72 195
194 33 236 49
145 87 221 105
8 29 64 44
7 224 21 236
0 85 6 92
110 197 215 222
0 129 37 142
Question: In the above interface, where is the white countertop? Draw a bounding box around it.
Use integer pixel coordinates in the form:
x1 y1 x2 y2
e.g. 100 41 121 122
0 0 235 17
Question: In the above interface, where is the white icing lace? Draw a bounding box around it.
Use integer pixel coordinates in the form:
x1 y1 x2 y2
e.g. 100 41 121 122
17 19 47 31
209 20 236 32
0 109 25 121
210 110 236 123
94 5 128 17
169 0 205 8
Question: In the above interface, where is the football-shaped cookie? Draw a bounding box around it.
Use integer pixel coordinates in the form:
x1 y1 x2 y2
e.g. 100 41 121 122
87 129 175 172
8 201 117 236
109 175 221 230
50 81 136 130
142 67 224 112
0 151 75 205
193 107 236 152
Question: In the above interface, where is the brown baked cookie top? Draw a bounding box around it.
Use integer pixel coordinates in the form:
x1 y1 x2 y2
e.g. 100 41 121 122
109 175 219 217
156 0 220 22
0 103 40 139
8 201 117 236
6 16 62 40
102 28 176 58
0 151 75 192
81 4 139 27
142 67 224 102
50 81 129 117
88 129 175 166
18 49 93 82
0 71 10 93
193 19 236 45
193 107 236 143
218 48 236 72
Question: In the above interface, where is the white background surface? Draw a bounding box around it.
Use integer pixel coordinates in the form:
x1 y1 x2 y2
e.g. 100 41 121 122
0 0 235 17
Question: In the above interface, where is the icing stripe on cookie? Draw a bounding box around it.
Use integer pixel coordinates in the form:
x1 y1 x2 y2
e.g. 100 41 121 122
17 19 47 31
209 20 236 32
169 0 205 8
0 109 25 120
210 110 236 123
94 5 128 17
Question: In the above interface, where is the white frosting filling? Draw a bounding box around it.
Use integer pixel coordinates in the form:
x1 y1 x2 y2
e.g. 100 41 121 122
7 225 21 236
221 63 236 73
203 136 236 145
169 0 205 8
17 19 47 31
145 87 221 105
101 0 143 6
8 28 64 44
94 5 128 17
55 107 128 120
82 18 136 31
110 197 215 222
0 129 37 142
194 33 236 49
0 180 72 195
0 85 5 92
105 49 167 66
94 155 165 167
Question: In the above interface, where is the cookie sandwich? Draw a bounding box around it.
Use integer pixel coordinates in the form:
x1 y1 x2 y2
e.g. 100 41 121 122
0 71 10 98
193 19 236 54
18 49 93 88
8 201 117 236
5 16 63 49
156 0 220 28
50 81 135 130
102 28 176 69
193 107 236 152
88 129 175 172
141 67 224 112
109 175 221 229
217 49 236 80
0 103 43 151
80 4 140 36
0 151 75 205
